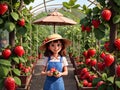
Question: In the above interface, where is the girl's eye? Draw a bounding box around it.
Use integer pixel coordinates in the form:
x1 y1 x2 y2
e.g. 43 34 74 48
51 44 54 47
57 44 61 47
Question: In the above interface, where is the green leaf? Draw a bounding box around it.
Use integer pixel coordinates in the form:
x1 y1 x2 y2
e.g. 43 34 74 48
92 77 102 86
63 2 71 9
98 84 106 90
0 66 10 77
113 15 120 24
17 26 27 35
4 22 15 32
69 0 76 6
72 4 80 8
19 57 26 63
102 73 107 81
10 12 19 21
106 85 114 90
0 78 4 89
13 68 21 76
115 81 120 88
0 60 11 66
94 28 105 40
114 0 120 6
12 57 19 64
14 76 21 86
107 76 114 84
0 18 3 24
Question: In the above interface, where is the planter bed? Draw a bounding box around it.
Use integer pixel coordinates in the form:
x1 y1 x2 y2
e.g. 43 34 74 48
74 75 97 90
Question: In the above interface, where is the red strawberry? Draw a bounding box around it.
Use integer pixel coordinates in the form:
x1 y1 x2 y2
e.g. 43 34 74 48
87 82 92 87
104 54 114 67
50 67 56 73
97 81 105 88
17 18 25 27
104 41 109 51
14 45 25 57
87 48 96 57
2 49 11 59
0 3 8 15
82 80 89 87
100 52 106 59
97 62 105 71
4 77 16 90
116 65 120 77
114 38 120 50
90 59 97 66
82 50 88 58
92 19 100 28
85 58 91 65
81 25 86 32
101 9 112 21
85 26 92 32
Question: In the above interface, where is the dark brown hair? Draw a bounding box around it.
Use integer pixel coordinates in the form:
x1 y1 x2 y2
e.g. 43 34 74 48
44 39 66 57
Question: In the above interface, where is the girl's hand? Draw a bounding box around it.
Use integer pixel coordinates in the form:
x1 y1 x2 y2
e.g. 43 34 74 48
54 72 62 78
47 71 53 76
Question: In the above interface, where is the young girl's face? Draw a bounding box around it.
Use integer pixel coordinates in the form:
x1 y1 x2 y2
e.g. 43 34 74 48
49 40 62 54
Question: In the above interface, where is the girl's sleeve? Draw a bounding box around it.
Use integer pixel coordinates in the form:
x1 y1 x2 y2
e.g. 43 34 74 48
41 57 48 66
62 57 68 66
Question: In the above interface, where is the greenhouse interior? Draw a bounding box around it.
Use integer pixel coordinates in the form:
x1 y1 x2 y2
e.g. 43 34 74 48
0 0 120 90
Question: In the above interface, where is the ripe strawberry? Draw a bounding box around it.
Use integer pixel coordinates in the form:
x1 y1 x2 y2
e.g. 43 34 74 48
82 80 89 87
2 49 11 59
116 65 120 77
80 68 88 76
0 3 8 15
87 48 96 57
104 41 109 51
82 50 88 58
114 38 120 50
81 25 86 32
85 58 91 65
97 62 105 71
50 67 59 76
50 67 56 73
14 45 25 57
85 26 92 32
100 52 106 59
4 77 16 90
87 82 92 87
101 9 112 21
17 18 25 27
92 19 100 28
90 59 97 66
104 54 114 67
97 81 105 88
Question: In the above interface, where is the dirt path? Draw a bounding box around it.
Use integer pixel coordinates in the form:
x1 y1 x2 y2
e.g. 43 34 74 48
30 57 77 90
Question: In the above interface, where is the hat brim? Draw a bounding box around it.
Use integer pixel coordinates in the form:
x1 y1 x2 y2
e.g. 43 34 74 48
40 38 72 51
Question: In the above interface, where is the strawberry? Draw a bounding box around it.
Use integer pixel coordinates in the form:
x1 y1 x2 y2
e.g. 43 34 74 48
90 59 97 66
14 45 25 57
85 26 92 32
2 49 11 59
104 41 109 51
87 82 92 87
104 54 114 67
82 80 89 87
92 19 100 28
101 9 112 21
85 58 91 66
114 38 120 50
97 81 105 88
0 3 8 15
4 77 16 90
17 18 25 27
50 67 59 76
82 50 88 58
50 67 56 73
81 25 86 32
100 52 106 59
116 65 120 77
97 62 105 71
87 48 96 57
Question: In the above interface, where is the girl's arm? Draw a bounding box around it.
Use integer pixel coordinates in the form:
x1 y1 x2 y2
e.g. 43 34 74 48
61 66 68 76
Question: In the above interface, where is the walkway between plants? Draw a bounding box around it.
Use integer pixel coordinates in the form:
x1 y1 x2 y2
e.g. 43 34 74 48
30 57 77 90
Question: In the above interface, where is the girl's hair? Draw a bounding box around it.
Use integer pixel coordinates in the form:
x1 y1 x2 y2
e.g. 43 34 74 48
44 39 66 57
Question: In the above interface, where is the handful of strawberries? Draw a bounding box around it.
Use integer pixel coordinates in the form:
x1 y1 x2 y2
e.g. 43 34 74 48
50 67 59 76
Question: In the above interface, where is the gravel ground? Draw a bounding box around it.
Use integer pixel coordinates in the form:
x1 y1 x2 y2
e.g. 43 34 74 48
30 57 77 90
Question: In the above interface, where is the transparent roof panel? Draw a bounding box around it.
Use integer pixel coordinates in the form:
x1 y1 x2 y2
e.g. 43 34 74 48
28 0 95 15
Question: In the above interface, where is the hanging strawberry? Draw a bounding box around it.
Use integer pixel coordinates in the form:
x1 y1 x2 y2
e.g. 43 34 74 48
87 48 96 57
104 54 114 67
101 9 112 21
4 77 16 90
116 65 120 77
92 19 100 28
114 38 120 50
17 18 25 27
0 3 8 15
2 49 11 59
14 45 25 57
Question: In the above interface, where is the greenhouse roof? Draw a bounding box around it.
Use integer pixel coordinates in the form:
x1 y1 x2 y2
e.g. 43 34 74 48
28 0 97 16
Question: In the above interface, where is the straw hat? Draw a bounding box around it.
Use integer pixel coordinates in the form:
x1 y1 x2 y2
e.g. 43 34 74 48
40 33 71 50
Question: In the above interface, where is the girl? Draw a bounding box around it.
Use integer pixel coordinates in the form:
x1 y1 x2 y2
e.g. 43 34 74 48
40 33 71 90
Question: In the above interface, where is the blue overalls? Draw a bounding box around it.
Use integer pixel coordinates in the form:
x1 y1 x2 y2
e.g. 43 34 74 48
43 56 65 90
